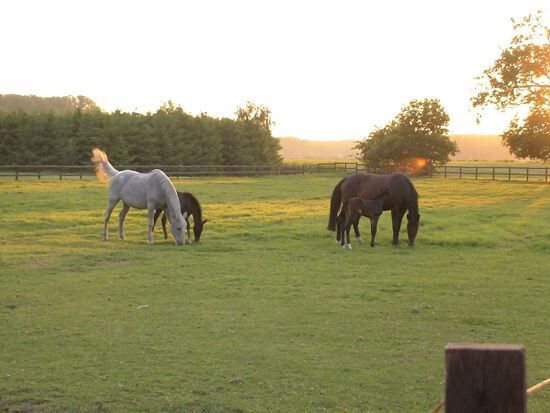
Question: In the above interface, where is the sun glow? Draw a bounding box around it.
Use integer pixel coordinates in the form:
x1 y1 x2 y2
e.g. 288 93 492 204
415 158 428 169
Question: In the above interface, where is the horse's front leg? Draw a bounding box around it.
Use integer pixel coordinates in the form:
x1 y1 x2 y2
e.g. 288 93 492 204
353 216 363 243
118 203 130 240
370 216 379 247
103 198 119 241
147 207 156 245
391 208 405 246
186 217 192 244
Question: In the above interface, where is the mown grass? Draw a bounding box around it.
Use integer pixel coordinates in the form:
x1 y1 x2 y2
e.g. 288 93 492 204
0 175 549 412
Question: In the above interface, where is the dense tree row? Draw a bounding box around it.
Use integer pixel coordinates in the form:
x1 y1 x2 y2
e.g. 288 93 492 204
0 94 99 114
0 102 282 166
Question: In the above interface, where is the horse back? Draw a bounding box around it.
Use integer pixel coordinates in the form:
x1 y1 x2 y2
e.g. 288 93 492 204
341 173 416 211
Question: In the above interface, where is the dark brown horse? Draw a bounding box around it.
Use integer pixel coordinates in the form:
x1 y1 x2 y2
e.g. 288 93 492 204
153 192 207 243
328 173 420 246
337 192 386 249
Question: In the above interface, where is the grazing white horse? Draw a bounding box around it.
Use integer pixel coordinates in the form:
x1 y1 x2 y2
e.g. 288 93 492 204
91 149 186 245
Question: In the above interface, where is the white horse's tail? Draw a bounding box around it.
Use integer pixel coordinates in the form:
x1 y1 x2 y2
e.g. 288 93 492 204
91 148 119 182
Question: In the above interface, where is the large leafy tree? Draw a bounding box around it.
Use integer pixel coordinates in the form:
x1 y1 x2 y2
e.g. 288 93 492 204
472 10 549 161
355 99 458 173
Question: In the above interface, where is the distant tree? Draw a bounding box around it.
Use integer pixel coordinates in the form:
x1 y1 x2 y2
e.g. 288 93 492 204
235 101 282 165
472 10 549 161
502 106 549 160
355 99 458 172
235 101 274 132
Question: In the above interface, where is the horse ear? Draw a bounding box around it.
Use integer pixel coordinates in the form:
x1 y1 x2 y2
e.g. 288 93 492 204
406 213 410 220
182 211 188 220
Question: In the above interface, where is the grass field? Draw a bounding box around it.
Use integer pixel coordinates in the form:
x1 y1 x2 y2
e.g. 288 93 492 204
1 175 549 412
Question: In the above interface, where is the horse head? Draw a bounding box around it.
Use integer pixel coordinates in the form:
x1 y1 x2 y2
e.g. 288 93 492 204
193 218 208 242
169 210 187 245
406 212 420 246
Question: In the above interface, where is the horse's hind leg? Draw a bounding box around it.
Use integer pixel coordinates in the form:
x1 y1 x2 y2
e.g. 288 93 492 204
118 203 130 240
154 209 168 239
343 215 353 250
336 211 345 244
353 216 363 243
103 197 120 241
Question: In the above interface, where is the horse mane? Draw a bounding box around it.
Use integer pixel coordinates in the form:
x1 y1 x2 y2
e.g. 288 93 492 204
400 174 419 216
151 170 181 220
401 174 418 198
182 192 202 221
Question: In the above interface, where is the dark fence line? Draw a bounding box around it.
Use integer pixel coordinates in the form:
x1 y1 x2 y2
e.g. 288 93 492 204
1 163 548 182
0 164 311 180
434 165 549 182
315 162 549 182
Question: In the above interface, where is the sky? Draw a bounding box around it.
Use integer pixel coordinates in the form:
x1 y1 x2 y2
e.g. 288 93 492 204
1 0 547 140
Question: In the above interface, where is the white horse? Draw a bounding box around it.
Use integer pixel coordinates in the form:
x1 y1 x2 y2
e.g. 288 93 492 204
91 149 187 245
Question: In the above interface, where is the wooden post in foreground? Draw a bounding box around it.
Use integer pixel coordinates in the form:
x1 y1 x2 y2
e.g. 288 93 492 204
445 344 526 413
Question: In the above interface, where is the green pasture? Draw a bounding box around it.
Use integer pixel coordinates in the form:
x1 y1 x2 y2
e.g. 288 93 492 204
0 175 549 412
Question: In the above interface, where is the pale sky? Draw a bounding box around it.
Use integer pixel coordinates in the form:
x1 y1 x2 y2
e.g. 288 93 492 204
1 0 547 140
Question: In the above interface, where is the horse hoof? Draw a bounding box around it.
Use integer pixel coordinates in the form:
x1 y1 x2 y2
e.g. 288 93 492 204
343 244 352 250
356 237 364 243
370 243 375 247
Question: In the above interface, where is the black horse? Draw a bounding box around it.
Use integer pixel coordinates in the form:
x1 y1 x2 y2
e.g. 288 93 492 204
153 192 207 243
328 173 420 246
337 192 386 249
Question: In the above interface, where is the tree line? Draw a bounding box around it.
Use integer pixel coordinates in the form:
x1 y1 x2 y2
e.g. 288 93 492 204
0 94 99 114
0 101 282 166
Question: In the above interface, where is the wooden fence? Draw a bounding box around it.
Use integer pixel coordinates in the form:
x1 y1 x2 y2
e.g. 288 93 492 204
315 162 550 182
1 163 548 182
0 164 311 180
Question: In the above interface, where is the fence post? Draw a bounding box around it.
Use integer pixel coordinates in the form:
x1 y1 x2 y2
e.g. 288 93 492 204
475 167 478 180
546 168 548 182
509 167 511 181
15 168 18 181
459 167 462 179
59 168 63 180
38 170 41 180
79 167 83 180
444 166 447 178
526 167 529 182
492 167 495 180
445 344 526 413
